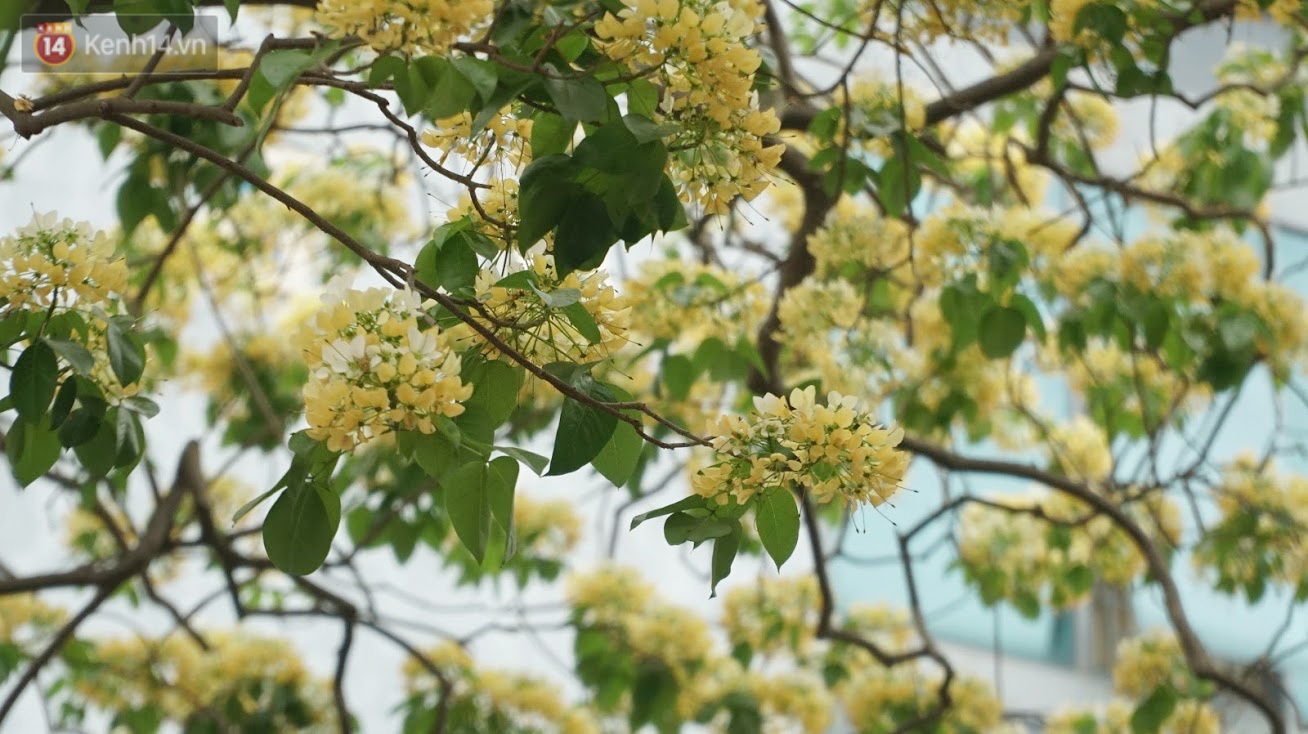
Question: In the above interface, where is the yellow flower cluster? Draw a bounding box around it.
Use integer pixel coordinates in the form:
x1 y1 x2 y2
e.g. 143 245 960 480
0 212 128 313
316 0 492 55
0 594 65 644
831 76 927 158
403 642 602 734
775 277 901 396
839 668 1010 734
1044 338 1209 423
298 283 472 452
421 107 534 171
842 603 917 655
1071 101 1122 155
444 179 522 251
452 248 631 363
75 631 335 731
187 333 295 400
958 486 1182 609
1047 0 1099 45
1112 630 1193 697
1234 0 1304 23
896 295 1040 437
1192 457 1308 597
566 564 714 682
936 119 1049 206
807 197 912 279
1066 230 1304 373
680 659 833 734
513 493 583 561
910 203 1079 289
721 575 820 659
898 0 1032 44
1047 416 1114 482
693 386 909 507
279 159 417 246
564 564 653 620
594 0 785 213
622 257 769 348
1046 700 1220 734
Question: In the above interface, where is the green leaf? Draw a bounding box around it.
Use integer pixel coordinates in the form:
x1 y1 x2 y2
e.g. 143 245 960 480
663 514 733 545
452 56 498 101
44 338 95 376
231 487 280 525
622 113 677 144
96 124 122 160
660 354 694 400
461 358 523 428
561 302 602 343
444 461 492 563
544 74 609 122
517 155 581 248
106 321 146 386
426 59 478 119
548 374 620 476
416 223 479 295
531 111 576 157
113 0 164 34
978 305 1027 359
263 482 338 575
554 192 615 277
252 44 339 112
1009 293 1046 340
630 495 707 529
710 524 741 597
495 446 550 475
113 408 144 468
73 412 116 476
877 155 919 218
1140 300 1171 350
755 489 800 569
592 420 643 488
486 456 518 530
369 55 407 88
7 416 61 488
1130 686 1177 734
626 78 660 117
11 340 58 421
223 0 240 21
49 377 76 430
1075 3 1128 44
533 285 581 308
116 173 169 236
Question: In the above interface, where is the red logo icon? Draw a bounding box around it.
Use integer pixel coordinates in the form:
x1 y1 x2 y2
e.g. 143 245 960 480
34 22 75 66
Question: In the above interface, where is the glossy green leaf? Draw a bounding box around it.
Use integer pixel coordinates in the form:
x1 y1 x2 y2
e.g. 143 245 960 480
263 482 338 576
444 461 492 563
544 74 609 122
11 340 58 421
710 524 741 597
630 494 707 530
7 416 61 488
1130 685 1177 734
44 338 95 376
755 488 800 569
106 321 146 386
461 358 523 428
592 420 643 488
495 446 551 475
548 374 619 476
